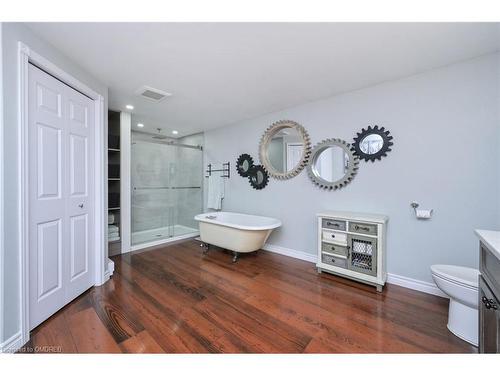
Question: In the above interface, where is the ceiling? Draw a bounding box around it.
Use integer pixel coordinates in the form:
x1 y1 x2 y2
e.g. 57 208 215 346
27 23 500 137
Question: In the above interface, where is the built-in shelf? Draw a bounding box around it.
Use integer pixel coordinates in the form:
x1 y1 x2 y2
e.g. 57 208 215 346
108 110 122 256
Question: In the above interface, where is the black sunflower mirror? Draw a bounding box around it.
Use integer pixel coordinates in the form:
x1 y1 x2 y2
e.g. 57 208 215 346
352 125 393 162
248 165 269 190
236 154 254 177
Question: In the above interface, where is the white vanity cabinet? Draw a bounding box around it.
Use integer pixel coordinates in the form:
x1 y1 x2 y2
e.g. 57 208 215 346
317 211 388 292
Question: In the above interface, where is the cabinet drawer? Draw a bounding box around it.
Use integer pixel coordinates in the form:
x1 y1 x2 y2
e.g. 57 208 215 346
322 218 346 231
321 253 347 269
322 230 347 245
349 221 377 235
321 242 348 257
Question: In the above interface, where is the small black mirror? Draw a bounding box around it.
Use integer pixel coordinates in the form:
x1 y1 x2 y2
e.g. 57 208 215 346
236 154 254 177
248 165 269 190
352 125 393 162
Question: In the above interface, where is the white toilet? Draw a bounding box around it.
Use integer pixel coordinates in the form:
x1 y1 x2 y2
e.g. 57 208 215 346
431 264 479 346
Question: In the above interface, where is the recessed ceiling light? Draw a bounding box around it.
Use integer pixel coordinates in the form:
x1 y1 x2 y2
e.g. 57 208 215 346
137 123 144 128
126 104 134 110
172 130 179 135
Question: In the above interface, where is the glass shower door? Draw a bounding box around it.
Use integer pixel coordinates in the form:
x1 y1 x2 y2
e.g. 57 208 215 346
131 141 175 246
131 138 203 247
170 143 203 238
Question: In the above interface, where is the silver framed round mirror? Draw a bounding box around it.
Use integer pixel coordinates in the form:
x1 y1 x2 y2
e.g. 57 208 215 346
258 120 311 180
307 138 359 190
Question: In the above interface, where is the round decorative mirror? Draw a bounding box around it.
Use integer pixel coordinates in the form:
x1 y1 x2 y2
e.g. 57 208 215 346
307 138 359 190
236 153 254 177
259 120 311 180
248 165 269 190
352 125 393 162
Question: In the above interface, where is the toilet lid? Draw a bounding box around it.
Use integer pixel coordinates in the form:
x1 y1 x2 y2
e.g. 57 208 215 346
431 264 479 288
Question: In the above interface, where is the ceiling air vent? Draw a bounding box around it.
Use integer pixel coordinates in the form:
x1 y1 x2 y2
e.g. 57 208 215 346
135 85 172 103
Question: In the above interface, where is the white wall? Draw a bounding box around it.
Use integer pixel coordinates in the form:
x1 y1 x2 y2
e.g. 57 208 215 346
204 53 500 284
1 23 108 345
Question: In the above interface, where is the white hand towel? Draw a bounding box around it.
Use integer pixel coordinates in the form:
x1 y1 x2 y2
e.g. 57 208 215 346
207 164 225 210
108 225 119 234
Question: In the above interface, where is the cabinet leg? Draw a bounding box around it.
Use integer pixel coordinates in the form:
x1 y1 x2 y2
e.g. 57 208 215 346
376 285 383 293
232 251 239 263
317 268 322 274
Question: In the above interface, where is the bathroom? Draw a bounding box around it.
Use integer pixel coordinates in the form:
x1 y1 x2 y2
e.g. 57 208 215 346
0 19 499 366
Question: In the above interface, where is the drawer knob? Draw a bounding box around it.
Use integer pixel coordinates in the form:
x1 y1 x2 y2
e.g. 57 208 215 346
331 234 335 238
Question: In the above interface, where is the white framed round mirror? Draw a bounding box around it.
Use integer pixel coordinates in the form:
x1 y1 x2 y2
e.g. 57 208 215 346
259 120 311 180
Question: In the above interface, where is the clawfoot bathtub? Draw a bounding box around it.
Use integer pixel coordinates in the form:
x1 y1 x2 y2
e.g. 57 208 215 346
194 212 282 262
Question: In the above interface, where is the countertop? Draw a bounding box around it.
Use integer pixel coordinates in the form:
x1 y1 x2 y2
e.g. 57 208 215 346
475 229 500 261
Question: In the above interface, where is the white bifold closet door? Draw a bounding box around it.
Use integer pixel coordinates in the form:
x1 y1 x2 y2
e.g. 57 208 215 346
28 63 95 330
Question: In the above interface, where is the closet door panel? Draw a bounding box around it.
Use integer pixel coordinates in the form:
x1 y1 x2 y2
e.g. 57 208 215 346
64 85 95 302
29 63 96 329
28 64 67 329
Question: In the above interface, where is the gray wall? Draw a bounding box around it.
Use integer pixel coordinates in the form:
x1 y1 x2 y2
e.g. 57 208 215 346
204 53 500 283
1 23 108 343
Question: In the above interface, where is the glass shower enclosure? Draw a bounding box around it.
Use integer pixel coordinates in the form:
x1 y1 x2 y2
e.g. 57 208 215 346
130 132 203 247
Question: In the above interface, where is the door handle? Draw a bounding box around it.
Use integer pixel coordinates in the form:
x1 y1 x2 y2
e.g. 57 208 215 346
78 203 84 208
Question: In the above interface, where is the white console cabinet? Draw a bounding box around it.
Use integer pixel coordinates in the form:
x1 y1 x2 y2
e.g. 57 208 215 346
317 211 388 292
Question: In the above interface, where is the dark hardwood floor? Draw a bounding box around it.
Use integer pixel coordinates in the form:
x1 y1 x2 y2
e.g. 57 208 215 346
22 239 476 353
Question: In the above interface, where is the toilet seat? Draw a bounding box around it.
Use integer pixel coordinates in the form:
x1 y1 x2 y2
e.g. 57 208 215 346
430 264 479 289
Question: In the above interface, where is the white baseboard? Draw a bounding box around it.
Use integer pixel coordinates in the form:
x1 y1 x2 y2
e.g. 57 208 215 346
104 258 115 279
387 273 447 298
0 331 23 353
262 243 446 298
262 243 317 263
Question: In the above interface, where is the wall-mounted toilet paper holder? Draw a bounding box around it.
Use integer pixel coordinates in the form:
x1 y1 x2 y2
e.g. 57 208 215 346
411 201 433 219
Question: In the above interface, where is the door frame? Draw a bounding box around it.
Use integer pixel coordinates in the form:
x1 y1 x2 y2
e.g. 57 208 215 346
17 42 107 345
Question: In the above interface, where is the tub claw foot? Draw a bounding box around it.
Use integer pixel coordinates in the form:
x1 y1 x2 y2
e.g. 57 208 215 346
232 251 239 263
201 243 210 254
